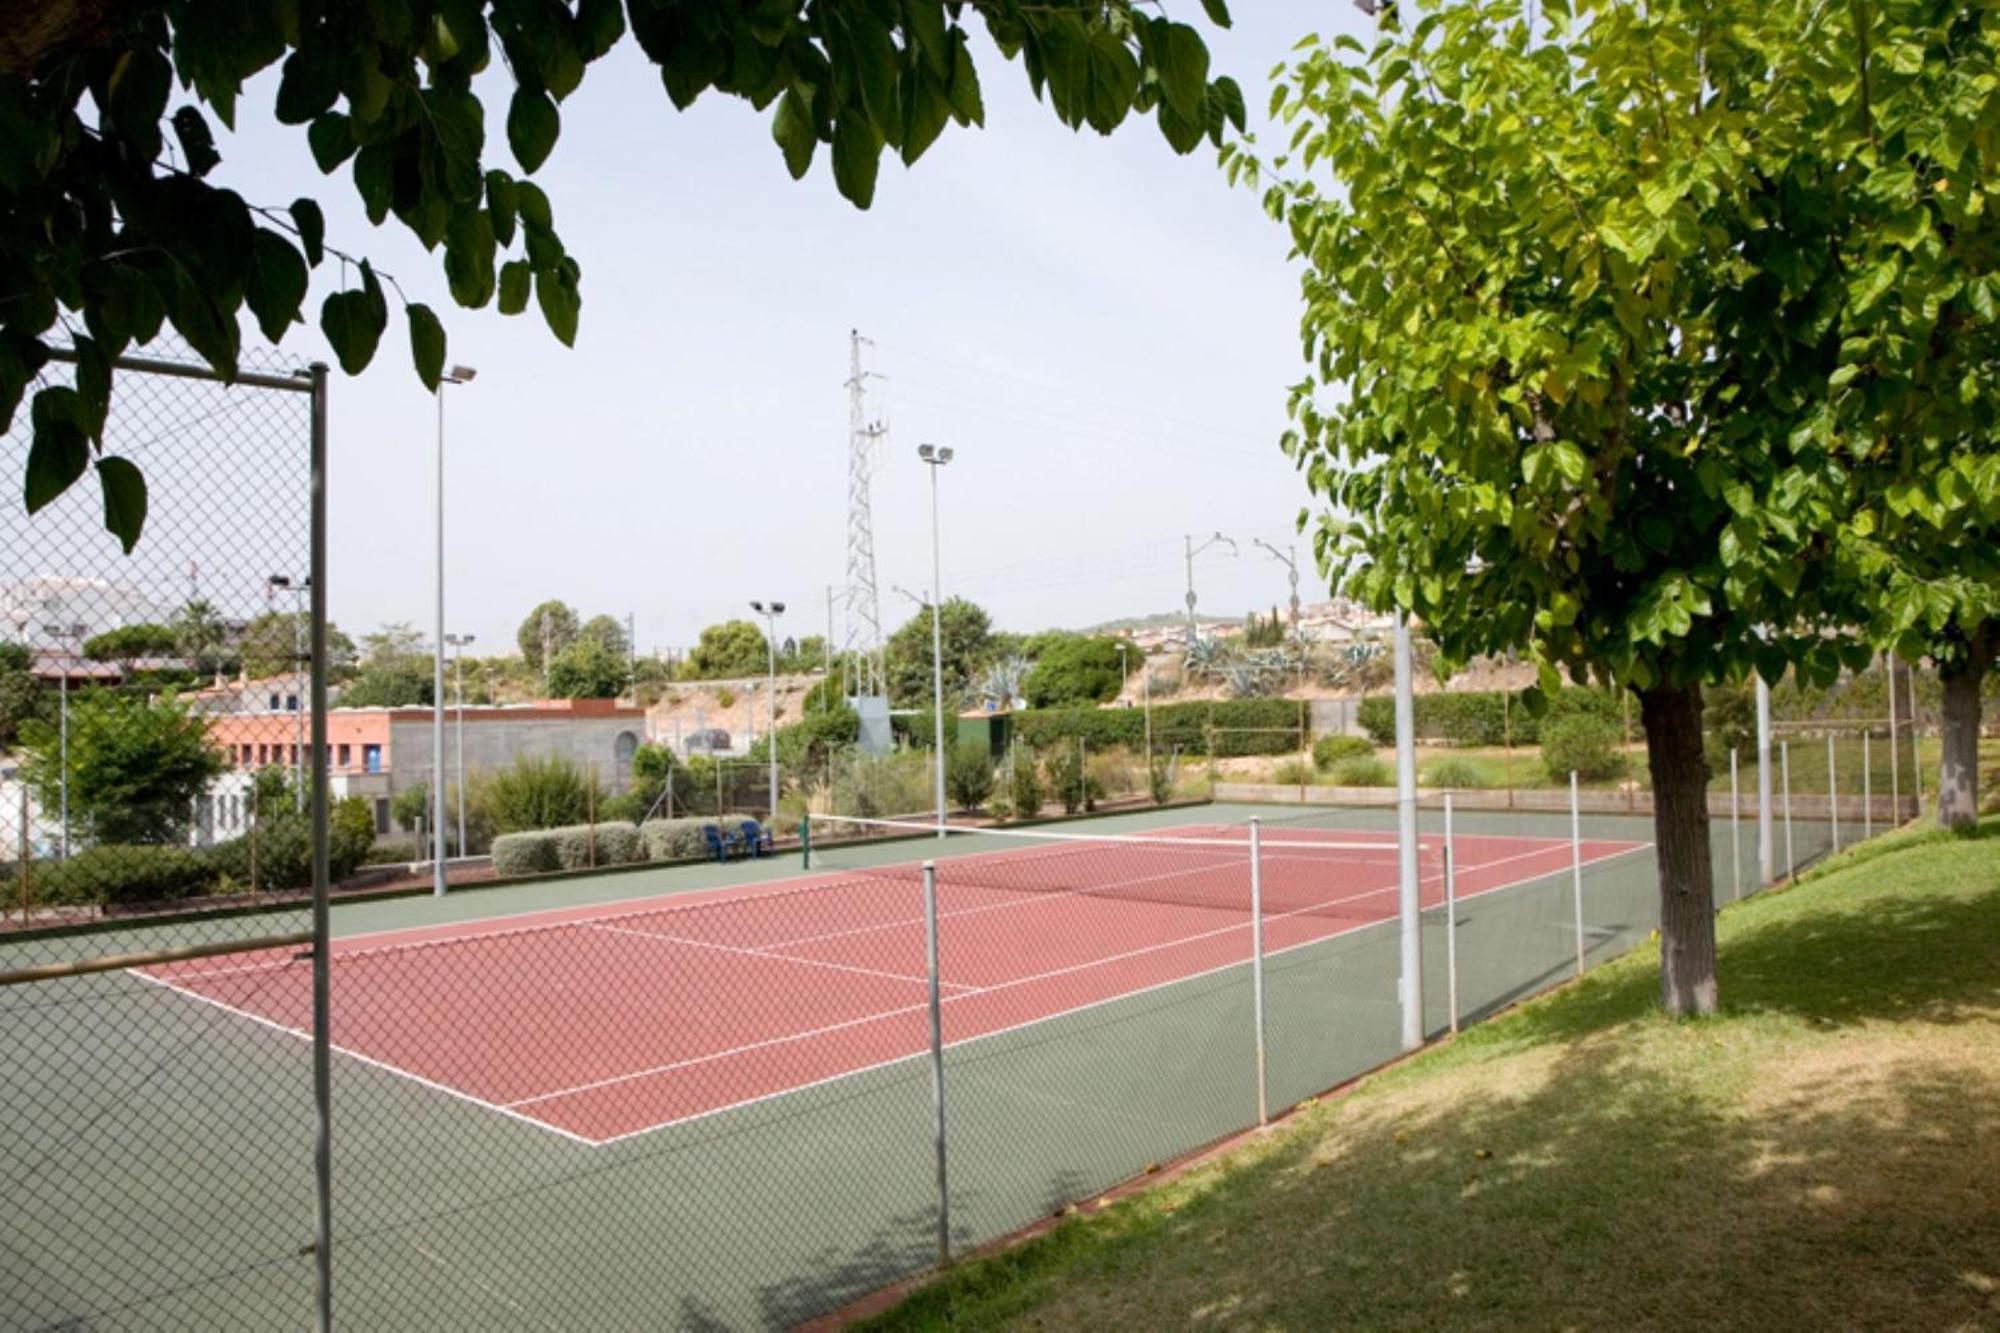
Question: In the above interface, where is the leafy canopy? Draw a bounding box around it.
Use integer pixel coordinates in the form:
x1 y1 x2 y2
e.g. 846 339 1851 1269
1239 0 1875 704
3 1 1240 551
20 688 225 843
517 599 581 670
683 619 769 680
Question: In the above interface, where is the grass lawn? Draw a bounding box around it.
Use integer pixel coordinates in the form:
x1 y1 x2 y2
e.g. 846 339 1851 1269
860 815 2000 1331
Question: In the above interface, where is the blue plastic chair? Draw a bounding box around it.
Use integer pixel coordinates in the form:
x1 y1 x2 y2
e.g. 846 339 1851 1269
702 824 735 863
739 820 773 858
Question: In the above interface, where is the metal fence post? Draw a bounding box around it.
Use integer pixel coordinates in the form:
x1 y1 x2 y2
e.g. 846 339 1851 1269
1443 794 1459 1034
1827 732 1838 853
1249 817 1268 1127
1570 771 1585 976
922 861 949 1267
1782 741 1794 880
309 361 333 1333
1729 748 1741 903
1863 731 1872 840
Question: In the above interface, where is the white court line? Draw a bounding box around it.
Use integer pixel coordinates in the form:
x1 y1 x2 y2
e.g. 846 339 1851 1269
582 921 978 994
507 837 1649 1120
128 970 600 1148
147 834 1654 1146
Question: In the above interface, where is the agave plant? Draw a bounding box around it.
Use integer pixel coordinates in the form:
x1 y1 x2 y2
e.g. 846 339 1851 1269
977 655 1031 709
1183 634 1233 680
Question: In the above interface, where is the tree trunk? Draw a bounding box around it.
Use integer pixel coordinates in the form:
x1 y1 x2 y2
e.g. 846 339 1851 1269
1641 682 1718 1016
1936 622 1995 831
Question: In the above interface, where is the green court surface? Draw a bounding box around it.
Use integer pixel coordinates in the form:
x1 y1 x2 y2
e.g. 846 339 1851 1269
0 801 1845 1330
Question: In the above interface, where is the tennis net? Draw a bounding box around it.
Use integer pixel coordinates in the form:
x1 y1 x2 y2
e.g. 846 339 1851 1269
802 814 1442 923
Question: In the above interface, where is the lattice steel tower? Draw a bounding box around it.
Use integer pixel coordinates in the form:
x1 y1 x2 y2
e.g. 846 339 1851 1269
843 329 888 696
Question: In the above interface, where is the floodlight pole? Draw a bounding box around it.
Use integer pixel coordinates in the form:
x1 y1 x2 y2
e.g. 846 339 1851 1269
447 633 474 854
1393 612 1421 1051
1756 673 1773 885
433 364 475 896
920 444 954 836
751 601 786 820
1183 531 1238 652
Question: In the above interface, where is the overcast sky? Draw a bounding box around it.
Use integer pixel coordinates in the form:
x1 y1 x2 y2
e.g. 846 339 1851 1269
207 3 1371 659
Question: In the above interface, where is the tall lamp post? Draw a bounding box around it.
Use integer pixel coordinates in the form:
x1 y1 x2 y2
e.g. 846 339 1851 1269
918 445 955 834
267 574 310 810
433 363 476 896
446 633 475 856
750 601 786 820
1183 531 1238 651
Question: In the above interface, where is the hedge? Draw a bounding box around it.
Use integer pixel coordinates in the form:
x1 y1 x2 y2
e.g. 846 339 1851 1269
491 830 561 876
1356 687 1618 747
548 822 643 870
32 845 219 906
640 817 712 861
1011 699 1307 758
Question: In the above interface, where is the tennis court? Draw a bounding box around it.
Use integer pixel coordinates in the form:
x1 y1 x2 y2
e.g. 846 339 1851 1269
138 821 1648 1148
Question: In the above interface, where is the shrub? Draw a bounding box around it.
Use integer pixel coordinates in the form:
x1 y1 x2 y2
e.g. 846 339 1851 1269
1357 687 1616 747
1705 685 1757 753
548 822 642 870
1541 713 1624 782
1009 750 1045 820
1043 743 1086 814
208 796 373 892
1271 757 1316 786
1086 749 1139 802
472 754 602 834
945 744 995 810
1009 699 1309 759
833 750 933 819
1424 758 1486 790
1313 734 1375 767
641 818 712 861
1148 753 1173 804
1330 755 1395 787
491 830 560 876
34 845 219 907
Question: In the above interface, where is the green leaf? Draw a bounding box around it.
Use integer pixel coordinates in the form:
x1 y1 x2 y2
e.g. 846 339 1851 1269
1199 0 1232 21
243 229 308 343
25 389 89 514
947 32 984 125
407 303 446 391
1156 22 1210 121
508 88 560 174
773 88 817 179
320 289 386 375
307 113 355 173
831 113 881 208
289 198 326 266
498 261 531 315
535 260 581 346
95 457 147 553
171 107 221 177
900 70 953 166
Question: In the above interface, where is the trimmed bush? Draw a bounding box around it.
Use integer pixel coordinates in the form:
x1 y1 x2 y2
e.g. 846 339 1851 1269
642 817 712 861
1541 713 1624 782
491 830 560 876
1330 755 1395 787
1313 734 1376 767
547 822 642 870
34 844 219 907
1423 758 1486 790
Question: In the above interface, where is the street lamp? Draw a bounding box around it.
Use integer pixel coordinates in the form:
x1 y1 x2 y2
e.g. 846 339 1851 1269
433 363 475 896
918 444 954 835
446 633 475 856
750 601 786 821
267 574 310 810
1184 531 1238 651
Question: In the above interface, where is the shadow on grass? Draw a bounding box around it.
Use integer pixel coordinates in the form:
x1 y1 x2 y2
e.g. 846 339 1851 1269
865 856 2000 1331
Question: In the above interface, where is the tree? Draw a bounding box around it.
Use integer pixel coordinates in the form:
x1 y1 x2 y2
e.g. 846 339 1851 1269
577 613 629 658
886 598 994 707
2 3 1240 553
236 610 306 680
1248 0 1874 1015
82 622 177 668
683 620 769 680
946 743 995 811
517 601 580 672
339 622 432 706
546 637 629 699
1801 10 2000 830
0 642 49 748
1022 632 1131 708
171 599 230 678
20 688 225 843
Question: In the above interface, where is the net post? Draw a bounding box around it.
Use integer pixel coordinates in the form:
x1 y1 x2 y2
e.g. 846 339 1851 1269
1249 817 1268 1127
1827 732 1838 853
1443 795 1458 1035
1863 731 1872 840
922 860 950 1267
799 815 811 869
1729 749 1741 903
308 361 333 1333
1569 770 1585 977
1782 741 1794 879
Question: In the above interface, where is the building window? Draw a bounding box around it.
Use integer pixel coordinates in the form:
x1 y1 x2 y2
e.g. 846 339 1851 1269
286 694 299 712
364 744 382 774
337 744 351 769
614 731 639 764
374 798 390 835
256 744 267 764
269 693 281 710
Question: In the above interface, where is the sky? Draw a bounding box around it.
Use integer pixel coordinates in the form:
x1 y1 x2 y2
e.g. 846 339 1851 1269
204 3 1374 660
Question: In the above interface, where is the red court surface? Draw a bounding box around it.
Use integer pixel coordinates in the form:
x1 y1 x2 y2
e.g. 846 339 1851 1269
141 824 1648 1146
